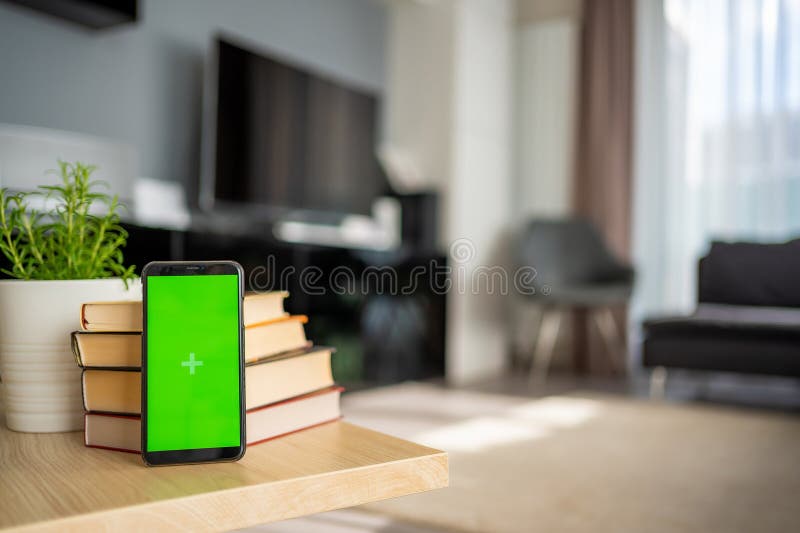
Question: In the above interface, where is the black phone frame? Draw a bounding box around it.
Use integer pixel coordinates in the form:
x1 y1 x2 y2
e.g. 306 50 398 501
141 260 246 466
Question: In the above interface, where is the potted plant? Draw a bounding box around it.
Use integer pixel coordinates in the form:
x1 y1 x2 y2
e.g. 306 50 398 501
0 161 139 432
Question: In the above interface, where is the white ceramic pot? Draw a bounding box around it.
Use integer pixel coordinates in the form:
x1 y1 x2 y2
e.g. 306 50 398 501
0 278 141 432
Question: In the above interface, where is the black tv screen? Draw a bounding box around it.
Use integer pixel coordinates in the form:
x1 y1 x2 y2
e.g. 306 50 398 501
210 38 388 216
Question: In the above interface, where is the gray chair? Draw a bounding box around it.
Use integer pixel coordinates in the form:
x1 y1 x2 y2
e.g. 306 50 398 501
517 218 634 382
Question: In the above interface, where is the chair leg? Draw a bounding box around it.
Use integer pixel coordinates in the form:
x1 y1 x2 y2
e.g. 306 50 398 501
592 307 626 374
530 308 563 385
521 306 546 371
649 366 667 399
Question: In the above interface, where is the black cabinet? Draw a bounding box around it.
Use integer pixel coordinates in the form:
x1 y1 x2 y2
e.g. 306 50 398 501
121 222 446 388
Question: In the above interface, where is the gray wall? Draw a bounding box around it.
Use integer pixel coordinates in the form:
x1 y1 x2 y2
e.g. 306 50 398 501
0 0 386 190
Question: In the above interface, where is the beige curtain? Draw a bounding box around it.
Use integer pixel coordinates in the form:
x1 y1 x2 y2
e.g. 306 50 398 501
574 0 634 260
572 0 634 374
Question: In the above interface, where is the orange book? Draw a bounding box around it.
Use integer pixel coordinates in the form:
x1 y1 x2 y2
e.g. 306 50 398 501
244 315 309 361
81 346 334 414
84 386 343 453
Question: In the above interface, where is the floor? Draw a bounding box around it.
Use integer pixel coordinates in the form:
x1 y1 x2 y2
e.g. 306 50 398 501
248 371 800 533
245 509 447 533
468 371 800 412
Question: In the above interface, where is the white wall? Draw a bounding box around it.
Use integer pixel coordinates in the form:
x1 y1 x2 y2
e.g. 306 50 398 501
0 124 138 201
445 0 514 384
383 0 581 383
0 0 386 190
382 0 454 196
514 19 578 219
383 0 514 384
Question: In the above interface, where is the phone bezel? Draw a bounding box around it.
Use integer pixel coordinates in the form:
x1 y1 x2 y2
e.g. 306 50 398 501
141 260 246 466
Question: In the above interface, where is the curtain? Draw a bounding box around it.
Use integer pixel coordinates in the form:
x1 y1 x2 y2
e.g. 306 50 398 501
572 0 635 373
633 0 800 319
574 0 635 260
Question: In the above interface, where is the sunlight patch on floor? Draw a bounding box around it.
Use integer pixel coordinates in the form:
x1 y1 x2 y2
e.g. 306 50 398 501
508 397 601 427
414 416 551 452
413 396 602 453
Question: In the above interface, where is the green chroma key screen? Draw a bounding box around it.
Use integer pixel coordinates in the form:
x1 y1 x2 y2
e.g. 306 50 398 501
146 274 241 452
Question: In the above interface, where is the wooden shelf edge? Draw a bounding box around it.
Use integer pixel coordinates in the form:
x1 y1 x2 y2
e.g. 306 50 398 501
6 450 449 532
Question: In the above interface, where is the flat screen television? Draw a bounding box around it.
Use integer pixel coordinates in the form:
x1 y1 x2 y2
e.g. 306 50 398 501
201 36 388 217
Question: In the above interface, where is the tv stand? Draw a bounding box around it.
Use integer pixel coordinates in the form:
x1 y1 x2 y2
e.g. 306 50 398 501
121 221 446 388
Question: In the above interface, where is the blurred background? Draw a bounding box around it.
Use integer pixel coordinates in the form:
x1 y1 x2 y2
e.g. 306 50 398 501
0 0 798 531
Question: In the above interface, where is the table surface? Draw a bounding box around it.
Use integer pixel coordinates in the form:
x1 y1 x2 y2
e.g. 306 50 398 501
0 419 448 532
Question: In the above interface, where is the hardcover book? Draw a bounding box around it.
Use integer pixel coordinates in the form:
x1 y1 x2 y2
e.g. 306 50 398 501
84 386 343 453
81 346 335 414
72 315 311 368
79 291 289 331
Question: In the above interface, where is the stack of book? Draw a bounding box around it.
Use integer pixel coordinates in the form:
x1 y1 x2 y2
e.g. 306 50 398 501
71 292 342 453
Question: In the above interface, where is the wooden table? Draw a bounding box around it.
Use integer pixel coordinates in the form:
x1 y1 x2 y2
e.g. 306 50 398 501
0 420 448 531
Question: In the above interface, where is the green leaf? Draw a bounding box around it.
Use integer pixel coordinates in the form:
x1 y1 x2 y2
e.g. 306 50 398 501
0 161 134 282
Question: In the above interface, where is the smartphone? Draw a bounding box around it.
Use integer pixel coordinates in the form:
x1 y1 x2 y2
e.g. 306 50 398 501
141 261 246 466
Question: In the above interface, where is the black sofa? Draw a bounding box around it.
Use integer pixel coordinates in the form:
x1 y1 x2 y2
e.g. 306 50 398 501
642 239 800 393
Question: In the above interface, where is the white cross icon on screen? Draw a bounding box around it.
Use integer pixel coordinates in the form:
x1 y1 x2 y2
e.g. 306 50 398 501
181 352 204 375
